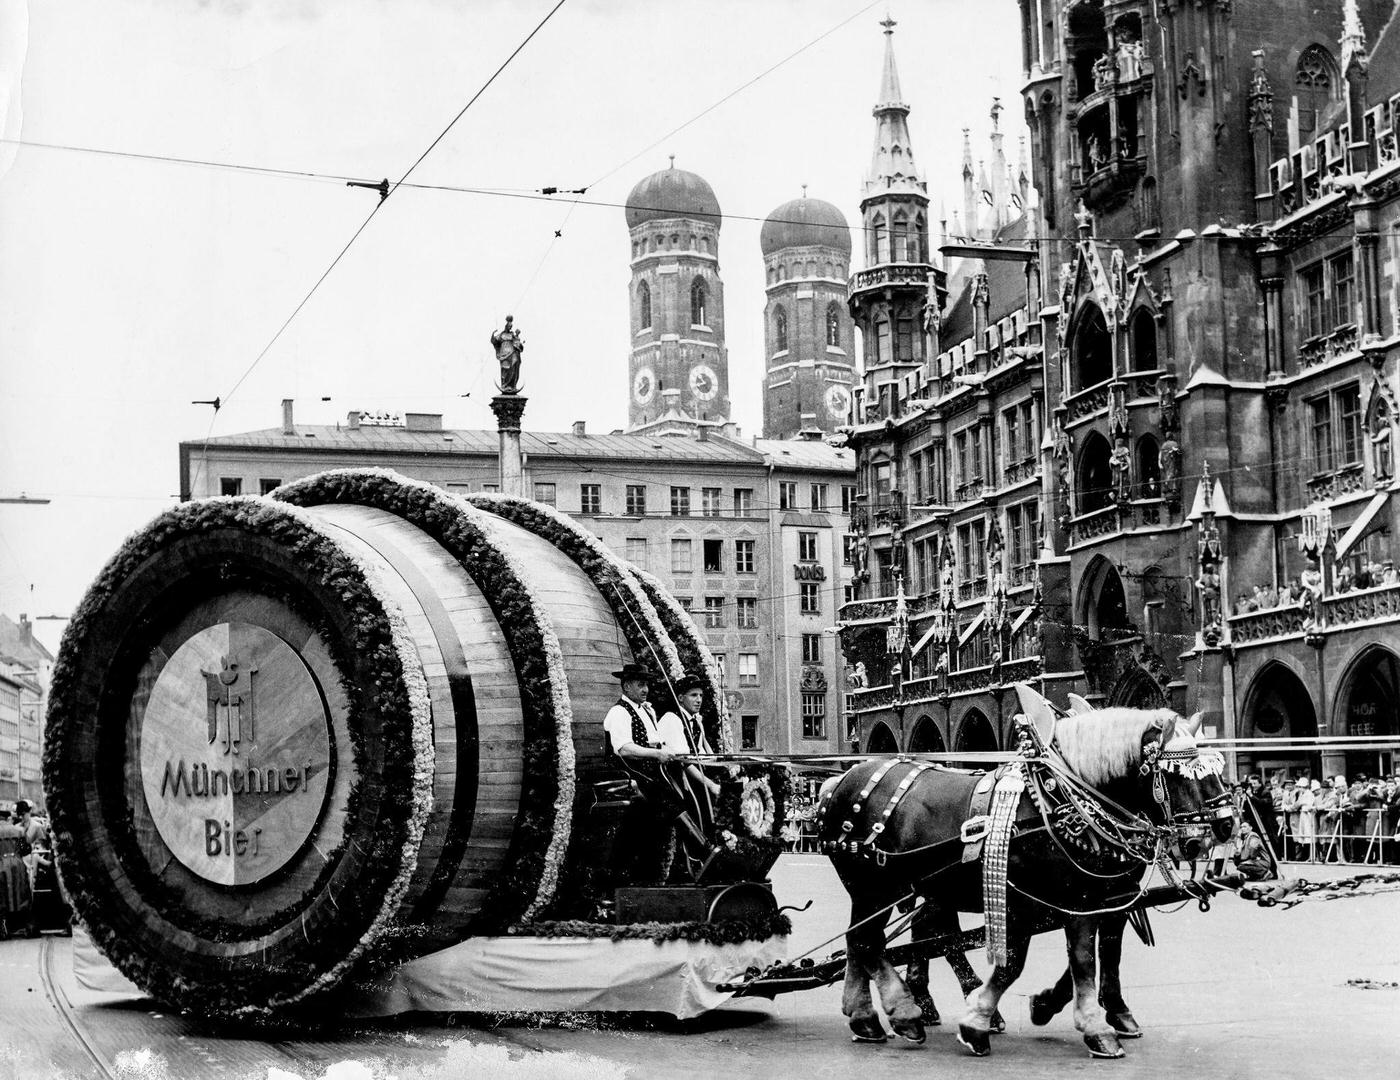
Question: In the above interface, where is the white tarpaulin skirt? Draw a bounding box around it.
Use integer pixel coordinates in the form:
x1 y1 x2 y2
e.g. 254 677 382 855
73 927 786 1020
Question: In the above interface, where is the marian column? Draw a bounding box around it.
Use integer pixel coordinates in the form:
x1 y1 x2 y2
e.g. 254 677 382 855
489 315 527 497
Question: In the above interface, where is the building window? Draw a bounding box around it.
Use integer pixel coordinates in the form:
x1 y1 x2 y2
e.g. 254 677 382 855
800 582 820 614
736 596 758 628
1301 250 1357 339
1310 383 1363 474
779 481 799 510
676 596 693 612
1003 400 1034 469
826 302 842 346
957 520 987 584
738 653 759 686
732 488 754 517
481 483 500 493
896 317 917 362
798 531 818 562
1295 44 1337 145
843 582 858 604
702 487 722 516
735 539 755 574
802 633 822 664
625 484 647 516
625 537 648 569
1008 500 1039 573
691 277 708 326
774 306 788 352
219 477 242 496
801 693 827 739
810 483 828 512
841 485 857 514
703 596 725 627
875 318 892 365
843 535 858 564
638 280 651 329
1070 302 1112 392
703 538 723 572
533 482 556 506
670 486 691 516
580 483 602 514
258 478 281 495
671 538 693 573
741 715 759 750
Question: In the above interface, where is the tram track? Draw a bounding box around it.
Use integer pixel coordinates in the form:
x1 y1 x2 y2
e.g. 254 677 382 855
37 935 115 1080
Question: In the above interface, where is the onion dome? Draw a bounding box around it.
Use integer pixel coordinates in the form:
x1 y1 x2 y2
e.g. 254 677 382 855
625 162 722 228
760 196 852 256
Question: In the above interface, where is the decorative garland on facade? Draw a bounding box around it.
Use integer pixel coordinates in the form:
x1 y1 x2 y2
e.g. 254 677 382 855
42 496 433 1015
511 913 792 946
275 470 577 927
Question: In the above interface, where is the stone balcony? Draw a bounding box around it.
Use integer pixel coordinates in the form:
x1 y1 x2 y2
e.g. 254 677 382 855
1065 380 1112 423
1298 323 1359 371
850 262 934 296
847 656 1042 714
1229 582 1400 647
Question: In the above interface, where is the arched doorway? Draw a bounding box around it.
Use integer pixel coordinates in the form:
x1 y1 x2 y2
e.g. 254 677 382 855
1242 662 1319 781
1078 555 1132 641
1334 647 1400 778
953 708 998 766
1077 432 1113 514
1110 667 1166 709
908 714 946 754
867 722 898 755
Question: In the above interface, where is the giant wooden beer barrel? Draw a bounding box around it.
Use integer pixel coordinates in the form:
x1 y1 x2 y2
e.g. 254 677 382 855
43 470 733 1016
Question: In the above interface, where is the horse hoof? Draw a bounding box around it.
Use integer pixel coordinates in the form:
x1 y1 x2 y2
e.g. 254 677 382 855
891 1018 926 1044
914 994 941 1026
849 1017 889 1043
1029 991 1060 1027
957 1024 992 1057
1084 1032 1125 1059
1107 1010 1142 1039
990 1010 1006 1034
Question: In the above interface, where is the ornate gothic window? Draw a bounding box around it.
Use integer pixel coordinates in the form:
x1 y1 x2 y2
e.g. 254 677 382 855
691 277 708 326
1129 308 1156 371
1077 431 1114 514
774 306 788 352
637 280 651 329
1070 302 1112 391
826 301 842 347
1136 434 1161 498
1295 45 1337 146
893 212 910 261
872 214 889 264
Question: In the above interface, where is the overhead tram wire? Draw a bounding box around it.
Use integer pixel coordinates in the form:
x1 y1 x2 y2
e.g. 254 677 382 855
185 0 570 496
7 137 1394 245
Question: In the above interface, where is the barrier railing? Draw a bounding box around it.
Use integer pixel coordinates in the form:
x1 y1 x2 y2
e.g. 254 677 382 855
1276 808 1398 865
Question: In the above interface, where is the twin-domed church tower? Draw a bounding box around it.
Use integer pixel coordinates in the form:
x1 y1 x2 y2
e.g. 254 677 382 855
624 163 857 437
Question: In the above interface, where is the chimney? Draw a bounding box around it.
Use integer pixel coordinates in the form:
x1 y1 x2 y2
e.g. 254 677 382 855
572 420 587 436
19 614 32 647
347 410 361 430
404 413 443 432
281 398 295 435
698 425 710 442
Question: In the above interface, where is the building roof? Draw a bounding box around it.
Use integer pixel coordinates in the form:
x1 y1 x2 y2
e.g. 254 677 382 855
1368 2 1400 104
760 196 852 256
191 425 769 466
624 164 722 229
753 437 855 473
0 615 54 669
938 213 1030 347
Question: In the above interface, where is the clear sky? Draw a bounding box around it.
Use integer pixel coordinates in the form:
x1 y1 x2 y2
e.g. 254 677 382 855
0 0 1026 654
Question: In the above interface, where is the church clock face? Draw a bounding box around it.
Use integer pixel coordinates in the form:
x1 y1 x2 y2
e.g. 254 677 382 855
633 367 656 405
689 363 719 402
825 383 852 421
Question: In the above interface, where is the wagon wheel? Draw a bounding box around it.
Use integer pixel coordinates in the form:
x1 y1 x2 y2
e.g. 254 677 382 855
707 881 778 923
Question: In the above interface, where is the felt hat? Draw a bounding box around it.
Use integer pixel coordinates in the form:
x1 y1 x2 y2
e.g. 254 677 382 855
674 674 706 696
611 662 654 683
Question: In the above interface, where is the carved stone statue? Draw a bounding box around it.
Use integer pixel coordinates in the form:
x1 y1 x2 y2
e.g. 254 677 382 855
1092 52 1116 91
1109 436 1132 503
1159 436 1183 503
1117 39 1143 82
491 315 525 394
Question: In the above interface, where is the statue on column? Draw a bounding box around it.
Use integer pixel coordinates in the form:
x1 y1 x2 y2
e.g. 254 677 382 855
491 315 525 394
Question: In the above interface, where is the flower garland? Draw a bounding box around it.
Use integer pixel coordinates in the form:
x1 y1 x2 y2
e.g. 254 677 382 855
712 764 794 881
629 567 733 753
42 496 430 1016
275 470 576 927
511 913 792 946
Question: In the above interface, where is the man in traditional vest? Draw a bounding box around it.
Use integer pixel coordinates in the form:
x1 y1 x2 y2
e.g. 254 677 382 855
657 673 721 842
603 663 718 881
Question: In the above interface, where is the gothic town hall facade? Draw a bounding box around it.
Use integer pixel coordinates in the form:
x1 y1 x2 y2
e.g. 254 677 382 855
839 1 1400 785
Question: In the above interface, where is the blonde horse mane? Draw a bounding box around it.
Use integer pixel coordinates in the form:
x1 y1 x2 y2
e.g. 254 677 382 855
1051 707 1179 787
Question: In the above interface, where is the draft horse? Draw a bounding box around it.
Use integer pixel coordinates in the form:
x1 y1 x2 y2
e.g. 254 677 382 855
817 690 1235 1059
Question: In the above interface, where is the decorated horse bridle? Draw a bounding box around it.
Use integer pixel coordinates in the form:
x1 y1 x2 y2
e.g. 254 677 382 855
1140 734 1233 841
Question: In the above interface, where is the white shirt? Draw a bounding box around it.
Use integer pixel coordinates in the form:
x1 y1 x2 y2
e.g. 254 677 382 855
603 698 662 754
657 709 712 755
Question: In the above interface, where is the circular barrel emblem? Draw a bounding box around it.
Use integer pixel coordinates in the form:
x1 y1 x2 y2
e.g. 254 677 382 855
139 622 333 886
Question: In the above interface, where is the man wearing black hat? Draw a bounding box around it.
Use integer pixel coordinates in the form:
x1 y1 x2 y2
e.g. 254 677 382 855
603 663 718 881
